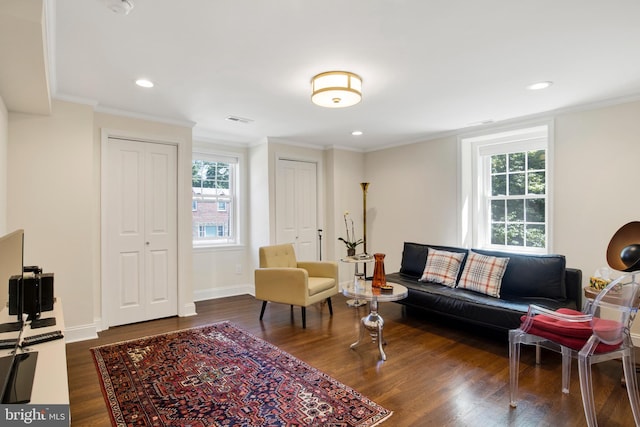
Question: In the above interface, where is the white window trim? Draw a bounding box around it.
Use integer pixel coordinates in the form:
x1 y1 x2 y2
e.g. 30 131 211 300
192 145 243 249
458 119 554 254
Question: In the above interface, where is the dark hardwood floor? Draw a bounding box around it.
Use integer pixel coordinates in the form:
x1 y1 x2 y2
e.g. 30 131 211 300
66 294 637 426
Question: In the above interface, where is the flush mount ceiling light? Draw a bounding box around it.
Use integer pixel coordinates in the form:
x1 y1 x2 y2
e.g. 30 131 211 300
311 71 362 108
104 0 135 15
527 81 553 91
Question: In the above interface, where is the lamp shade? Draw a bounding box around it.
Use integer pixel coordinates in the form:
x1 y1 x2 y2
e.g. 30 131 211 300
606 221 640 272
311 71 362 108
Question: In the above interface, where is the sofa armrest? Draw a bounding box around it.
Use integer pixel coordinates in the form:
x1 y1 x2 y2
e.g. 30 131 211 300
565 268 583 309
297 261 338 280
254 268 309 304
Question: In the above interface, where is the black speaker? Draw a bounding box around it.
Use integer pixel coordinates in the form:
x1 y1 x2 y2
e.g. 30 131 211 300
40 273 54 312
9 272 54 319
21 276 41 321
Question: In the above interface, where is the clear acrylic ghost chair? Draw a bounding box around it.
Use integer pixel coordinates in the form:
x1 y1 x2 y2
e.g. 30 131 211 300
509 273 640 427
578 274 640 426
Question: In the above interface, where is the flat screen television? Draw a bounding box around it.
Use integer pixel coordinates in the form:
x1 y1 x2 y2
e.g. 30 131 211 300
0 229 24 331
0 229 38 404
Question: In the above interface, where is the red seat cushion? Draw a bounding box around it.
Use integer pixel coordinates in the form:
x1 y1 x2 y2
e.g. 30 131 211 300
521 308 623 353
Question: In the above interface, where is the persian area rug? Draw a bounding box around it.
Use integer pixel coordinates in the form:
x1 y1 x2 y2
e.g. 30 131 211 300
91 321 392 427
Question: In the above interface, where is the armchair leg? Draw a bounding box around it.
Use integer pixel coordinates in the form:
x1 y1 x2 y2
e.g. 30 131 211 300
327 297 333 315
302 307 306 329
259 301 268 320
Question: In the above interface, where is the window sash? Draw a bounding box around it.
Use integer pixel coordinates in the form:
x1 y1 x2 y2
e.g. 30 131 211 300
192 153 239 246
460 122 552 254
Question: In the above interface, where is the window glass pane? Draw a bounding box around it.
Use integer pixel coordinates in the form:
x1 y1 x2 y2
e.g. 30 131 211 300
192 157 237 245
528 150 545 170
492 175 506 196
526 199 545 222
508 152 525 172
491 200 505 222
491 154 506 174
507 223 524 246
528 172 545 195
526 224 546 248
507 199 524 222
491 223 505 245
508 173 525 195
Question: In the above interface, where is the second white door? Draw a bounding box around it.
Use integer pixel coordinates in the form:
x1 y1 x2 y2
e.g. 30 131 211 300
275 159 318 261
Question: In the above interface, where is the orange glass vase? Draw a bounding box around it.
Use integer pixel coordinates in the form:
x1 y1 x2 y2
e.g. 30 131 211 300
372 253 386 288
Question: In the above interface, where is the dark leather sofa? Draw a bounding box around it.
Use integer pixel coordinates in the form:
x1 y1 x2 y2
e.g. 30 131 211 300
385 242 583 331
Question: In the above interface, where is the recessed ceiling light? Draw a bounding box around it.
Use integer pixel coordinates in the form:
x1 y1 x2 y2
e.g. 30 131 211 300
527 81 553 91
135 79 154 88
351 130 363 136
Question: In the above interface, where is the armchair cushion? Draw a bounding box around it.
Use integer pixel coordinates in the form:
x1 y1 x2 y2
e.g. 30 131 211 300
308 277 336 296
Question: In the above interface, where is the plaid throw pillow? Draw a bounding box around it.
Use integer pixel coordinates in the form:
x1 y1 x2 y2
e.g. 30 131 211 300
420 248 466 287
458 251 509 297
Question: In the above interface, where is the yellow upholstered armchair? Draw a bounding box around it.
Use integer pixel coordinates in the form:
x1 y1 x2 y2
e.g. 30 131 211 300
254 244 339 328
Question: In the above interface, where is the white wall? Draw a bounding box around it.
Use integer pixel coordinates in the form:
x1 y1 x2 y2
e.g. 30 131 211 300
554 101 640 279
248 141 269 280
6 101 195 342
0 95 7 234
8 100 95 339
326 148 366 283
191 140 252 301
363 99 640 284
364 135 459 274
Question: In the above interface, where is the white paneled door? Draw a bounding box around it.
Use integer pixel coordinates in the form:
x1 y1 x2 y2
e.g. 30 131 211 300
275 159 318 261
105 138 178 327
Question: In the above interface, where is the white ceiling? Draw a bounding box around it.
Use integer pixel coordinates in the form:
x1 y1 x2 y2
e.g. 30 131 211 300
24 1 640 150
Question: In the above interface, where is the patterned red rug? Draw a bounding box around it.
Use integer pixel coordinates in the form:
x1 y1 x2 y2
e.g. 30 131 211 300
91 321 392 426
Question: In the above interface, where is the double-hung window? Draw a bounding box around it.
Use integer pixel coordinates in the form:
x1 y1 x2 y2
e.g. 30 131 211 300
460 122 552 253
192 152 239 246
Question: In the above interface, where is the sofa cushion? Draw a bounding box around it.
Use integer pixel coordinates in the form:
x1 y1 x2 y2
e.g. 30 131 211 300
458 251 509 297
400 242 468 279
420 248 466 287
474 249 567 300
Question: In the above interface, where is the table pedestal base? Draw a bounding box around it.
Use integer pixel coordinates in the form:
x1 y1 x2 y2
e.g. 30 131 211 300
350 299 387 360
346 299 367 307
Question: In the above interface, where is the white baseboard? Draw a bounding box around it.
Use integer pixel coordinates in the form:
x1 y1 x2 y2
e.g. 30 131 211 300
194 284 254 302
632 332 640 347
180 301 198 317
64 322 99 343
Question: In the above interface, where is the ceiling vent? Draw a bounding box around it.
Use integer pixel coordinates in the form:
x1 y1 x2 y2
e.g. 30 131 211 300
225 116 254 124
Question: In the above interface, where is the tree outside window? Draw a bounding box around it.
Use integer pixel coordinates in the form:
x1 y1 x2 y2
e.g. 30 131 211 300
489 150 546 249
